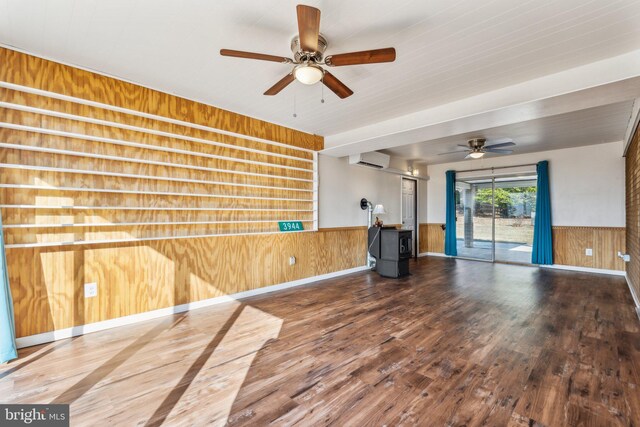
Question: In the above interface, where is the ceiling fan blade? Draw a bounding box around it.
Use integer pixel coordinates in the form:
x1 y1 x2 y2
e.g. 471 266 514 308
220 49 291 63
458 144 471 148
322 71 353 99
439 150 470 156
484 148 513 154
325 48 396 67
487 137 514 144
264 73 295 96
484 141 515 149
297 5 321 52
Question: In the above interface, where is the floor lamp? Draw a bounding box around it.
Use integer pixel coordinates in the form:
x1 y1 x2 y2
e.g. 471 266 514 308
361 198 376 268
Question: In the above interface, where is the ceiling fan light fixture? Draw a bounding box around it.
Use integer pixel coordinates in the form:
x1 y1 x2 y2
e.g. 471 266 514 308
294 64 324 85
220 5 397 98
469 151 485 159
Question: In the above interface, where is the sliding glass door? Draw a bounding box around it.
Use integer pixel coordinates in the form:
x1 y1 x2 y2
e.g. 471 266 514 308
455 175 537 264
455 178 493 261
493 178 537 263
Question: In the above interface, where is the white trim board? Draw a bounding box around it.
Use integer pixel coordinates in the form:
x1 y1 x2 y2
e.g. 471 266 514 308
418 252 449 258
15 265 370 349
540 264 626 276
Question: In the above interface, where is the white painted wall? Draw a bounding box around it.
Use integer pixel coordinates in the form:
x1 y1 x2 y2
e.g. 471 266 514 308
426 141 625 227
318 154 428 228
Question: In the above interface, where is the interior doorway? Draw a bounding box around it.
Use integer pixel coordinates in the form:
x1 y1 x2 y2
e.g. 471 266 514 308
401 178 418 256
455 174 537 264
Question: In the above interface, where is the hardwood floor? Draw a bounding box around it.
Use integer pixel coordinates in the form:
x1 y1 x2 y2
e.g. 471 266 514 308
1 257 639 426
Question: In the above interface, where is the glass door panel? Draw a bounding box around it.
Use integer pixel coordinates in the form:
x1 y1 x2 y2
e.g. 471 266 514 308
455 179 494 261
493 177 537 264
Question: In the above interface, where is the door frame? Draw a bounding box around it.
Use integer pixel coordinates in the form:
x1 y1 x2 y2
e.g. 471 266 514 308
400 177 419 258
455 174 536 266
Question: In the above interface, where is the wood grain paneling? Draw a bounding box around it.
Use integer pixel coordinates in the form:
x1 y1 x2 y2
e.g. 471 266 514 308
0 47 373 340
1 207 307 226
419 223 445 254
0 143 313 191
7 228 367 337
420 222 625 270
418 223 429 253
0 189 313 214
0 108 314 169
0 48 322 151
553 226 625 271
0 46 317 249
626 125 640 299
0 88 315 162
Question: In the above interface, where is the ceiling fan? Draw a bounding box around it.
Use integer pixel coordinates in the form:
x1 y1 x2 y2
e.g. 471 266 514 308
439 138 515 159
219 4 396 99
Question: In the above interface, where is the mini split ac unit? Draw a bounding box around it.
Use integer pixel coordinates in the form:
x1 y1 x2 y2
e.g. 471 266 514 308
349 152 390 169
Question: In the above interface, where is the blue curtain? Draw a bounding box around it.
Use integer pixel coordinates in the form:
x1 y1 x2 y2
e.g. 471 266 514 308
532 160 553 265
0 209 17 364
444 170 457 256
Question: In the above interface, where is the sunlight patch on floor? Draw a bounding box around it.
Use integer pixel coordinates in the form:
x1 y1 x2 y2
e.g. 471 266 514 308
161 305 283 426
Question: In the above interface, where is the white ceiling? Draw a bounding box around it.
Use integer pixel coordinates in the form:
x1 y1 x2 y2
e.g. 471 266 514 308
2 0 640 165
381 101 634 165
2 0 640 139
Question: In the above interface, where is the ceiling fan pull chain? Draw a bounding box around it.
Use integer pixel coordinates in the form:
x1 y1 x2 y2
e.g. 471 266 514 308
293 90 297 118
321 74 325 103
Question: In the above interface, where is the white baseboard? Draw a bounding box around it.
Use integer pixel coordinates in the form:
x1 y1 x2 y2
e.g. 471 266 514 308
15 265 370 349
625 274 640 322
540 264 626 276
418 252 449 258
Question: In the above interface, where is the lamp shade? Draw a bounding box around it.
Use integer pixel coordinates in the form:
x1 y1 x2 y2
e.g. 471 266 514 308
372 204 387 215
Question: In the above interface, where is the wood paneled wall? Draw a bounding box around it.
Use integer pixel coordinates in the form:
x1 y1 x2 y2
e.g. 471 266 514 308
0 47 318 247
8 228 367 338
0 48 322 150
419 222 625 270
552 226 625 271
418 223 445 254
0 48 372 339
626 125 640 299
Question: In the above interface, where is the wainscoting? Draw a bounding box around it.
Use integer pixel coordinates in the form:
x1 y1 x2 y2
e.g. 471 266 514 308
419 222 625 271
419 223 445 254
7 227 367 338
0 47 373 339
552 226 625 271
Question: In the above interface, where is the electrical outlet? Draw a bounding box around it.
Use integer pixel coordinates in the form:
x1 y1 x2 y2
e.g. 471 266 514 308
585 248 593 256
84 282 98 298
289 256 296 266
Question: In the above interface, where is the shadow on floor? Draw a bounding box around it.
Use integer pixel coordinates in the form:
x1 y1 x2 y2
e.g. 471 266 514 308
144 303 245 427
50 314 187 405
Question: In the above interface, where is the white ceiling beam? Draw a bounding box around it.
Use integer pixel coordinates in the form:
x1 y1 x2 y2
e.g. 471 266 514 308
623 98 640 155
323 49 640 157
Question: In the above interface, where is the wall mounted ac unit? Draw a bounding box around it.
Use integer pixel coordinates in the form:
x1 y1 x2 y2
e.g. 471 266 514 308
349 152 390 169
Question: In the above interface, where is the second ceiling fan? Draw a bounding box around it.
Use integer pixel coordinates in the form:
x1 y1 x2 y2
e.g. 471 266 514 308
220 4 396 99
439 138 516 159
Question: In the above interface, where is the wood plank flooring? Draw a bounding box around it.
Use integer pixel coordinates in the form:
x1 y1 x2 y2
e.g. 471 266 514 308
1 257 639 426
